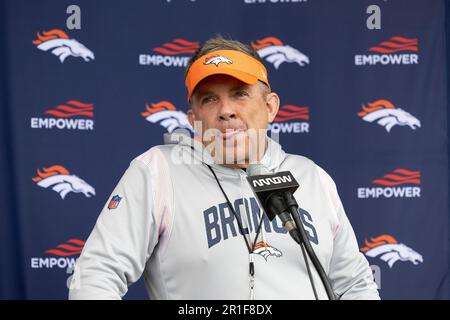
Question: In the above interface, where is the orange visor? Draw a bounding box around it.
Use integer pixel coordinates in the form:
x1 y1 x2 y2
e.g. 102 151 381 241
185 49 271 102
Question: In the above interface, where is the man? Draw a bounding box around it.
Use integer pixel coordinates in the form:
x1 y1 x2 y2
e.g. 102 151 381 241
69 37 380 300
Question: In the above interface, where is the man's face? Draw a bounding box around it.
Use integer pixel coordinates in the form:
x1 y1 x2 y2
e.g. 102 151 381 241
187 74 279 167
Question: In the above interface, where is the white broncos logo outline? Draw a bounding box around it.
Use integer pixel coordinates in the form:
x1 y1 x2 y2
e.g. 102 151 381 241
252 37 309 69
204 55 233 67
252 241 282 261
358 99 421 132
142 101 194 133
32 165 95 199
361 234 423 268
33 29 95 63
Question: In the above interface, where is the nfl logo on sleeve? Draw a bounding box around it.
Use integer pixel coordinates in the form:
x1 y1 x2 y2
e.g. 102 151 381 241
108 195 122 210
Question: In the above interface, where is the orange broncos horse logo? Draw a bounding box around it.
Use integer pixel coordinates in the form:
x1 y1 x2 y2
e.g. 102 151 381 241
360 234 423 268
32 165 95 199
253 241 282 261
33 29 94 63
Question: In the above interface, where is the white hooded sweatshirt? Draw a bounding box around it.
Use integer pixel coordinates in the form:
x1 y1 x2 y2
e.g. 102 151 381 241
69 134 380 300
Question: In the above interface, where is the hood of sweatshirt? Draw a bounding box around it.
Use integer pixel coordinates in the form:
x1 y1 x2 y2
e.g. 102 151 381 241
164 132 287 176
164 132 289 249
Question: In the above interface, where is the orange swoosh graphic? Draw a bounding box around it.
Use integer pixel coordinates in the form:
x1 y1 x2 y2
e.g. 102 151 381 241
360 234 398 252
141 100 177 117
32 165 70 182
369 36 418 53
251 37 284 50
274 105 309 122
45 239 85 257
45 100 94 118
372 168 421 186
153 39 200 55
33 29 69 45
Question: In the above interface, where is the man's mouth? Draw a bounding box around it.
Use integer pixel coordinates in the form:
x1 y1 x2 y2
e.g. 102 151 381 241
218 128 246 140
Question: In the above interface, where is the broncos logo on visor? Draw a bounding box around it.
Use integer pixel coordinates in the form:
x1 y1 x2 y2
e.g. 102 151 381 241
204 55 233 67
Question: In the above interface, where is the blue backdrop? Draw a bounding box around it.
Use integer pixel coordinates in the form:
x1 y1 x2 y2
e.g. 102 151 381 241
0 0 449 299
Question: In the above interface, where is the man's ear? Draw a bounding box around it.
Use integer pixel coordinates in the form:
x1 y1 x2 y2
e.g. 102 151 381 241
266 92 280 123
187 108 196 128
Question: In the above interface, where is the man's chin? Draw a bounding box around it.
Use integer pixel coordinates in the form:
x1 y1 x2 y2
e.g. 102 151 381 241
216 147 248 165
204 137 266 165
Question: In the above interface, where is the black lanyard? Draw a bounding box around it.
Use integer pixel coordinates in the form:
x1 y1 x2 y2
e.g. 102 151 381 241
205 164 265 280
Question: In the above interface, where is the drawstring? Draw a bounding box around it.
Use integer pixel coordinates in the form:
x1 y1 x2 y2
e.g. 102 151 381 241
205 164 264 253
205 164 265 300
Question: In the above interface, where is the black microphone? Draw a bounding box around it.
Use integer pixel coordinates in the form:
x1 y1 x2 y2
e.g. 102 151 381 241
246 164 301 244
246 163 336 300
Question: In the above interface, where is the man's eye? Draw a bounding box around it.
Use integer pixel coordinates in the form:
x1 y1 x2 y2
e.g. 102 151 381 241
201 96 216 104
235 91 249 97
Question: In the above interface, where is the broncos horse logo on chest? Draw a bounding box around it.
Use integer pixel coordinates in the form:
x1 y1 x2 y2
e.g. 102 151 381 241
252 241 282 261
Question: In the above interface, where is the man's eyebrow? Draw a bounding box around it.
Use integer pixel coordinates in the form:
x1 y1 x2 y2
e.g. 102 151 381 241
194 84 251 99
230 84 251 91
194 89 215 99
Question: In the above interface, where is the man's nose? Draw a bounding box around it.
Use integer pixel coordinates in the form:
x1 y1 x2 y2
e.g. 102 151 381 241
218 100 237 121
